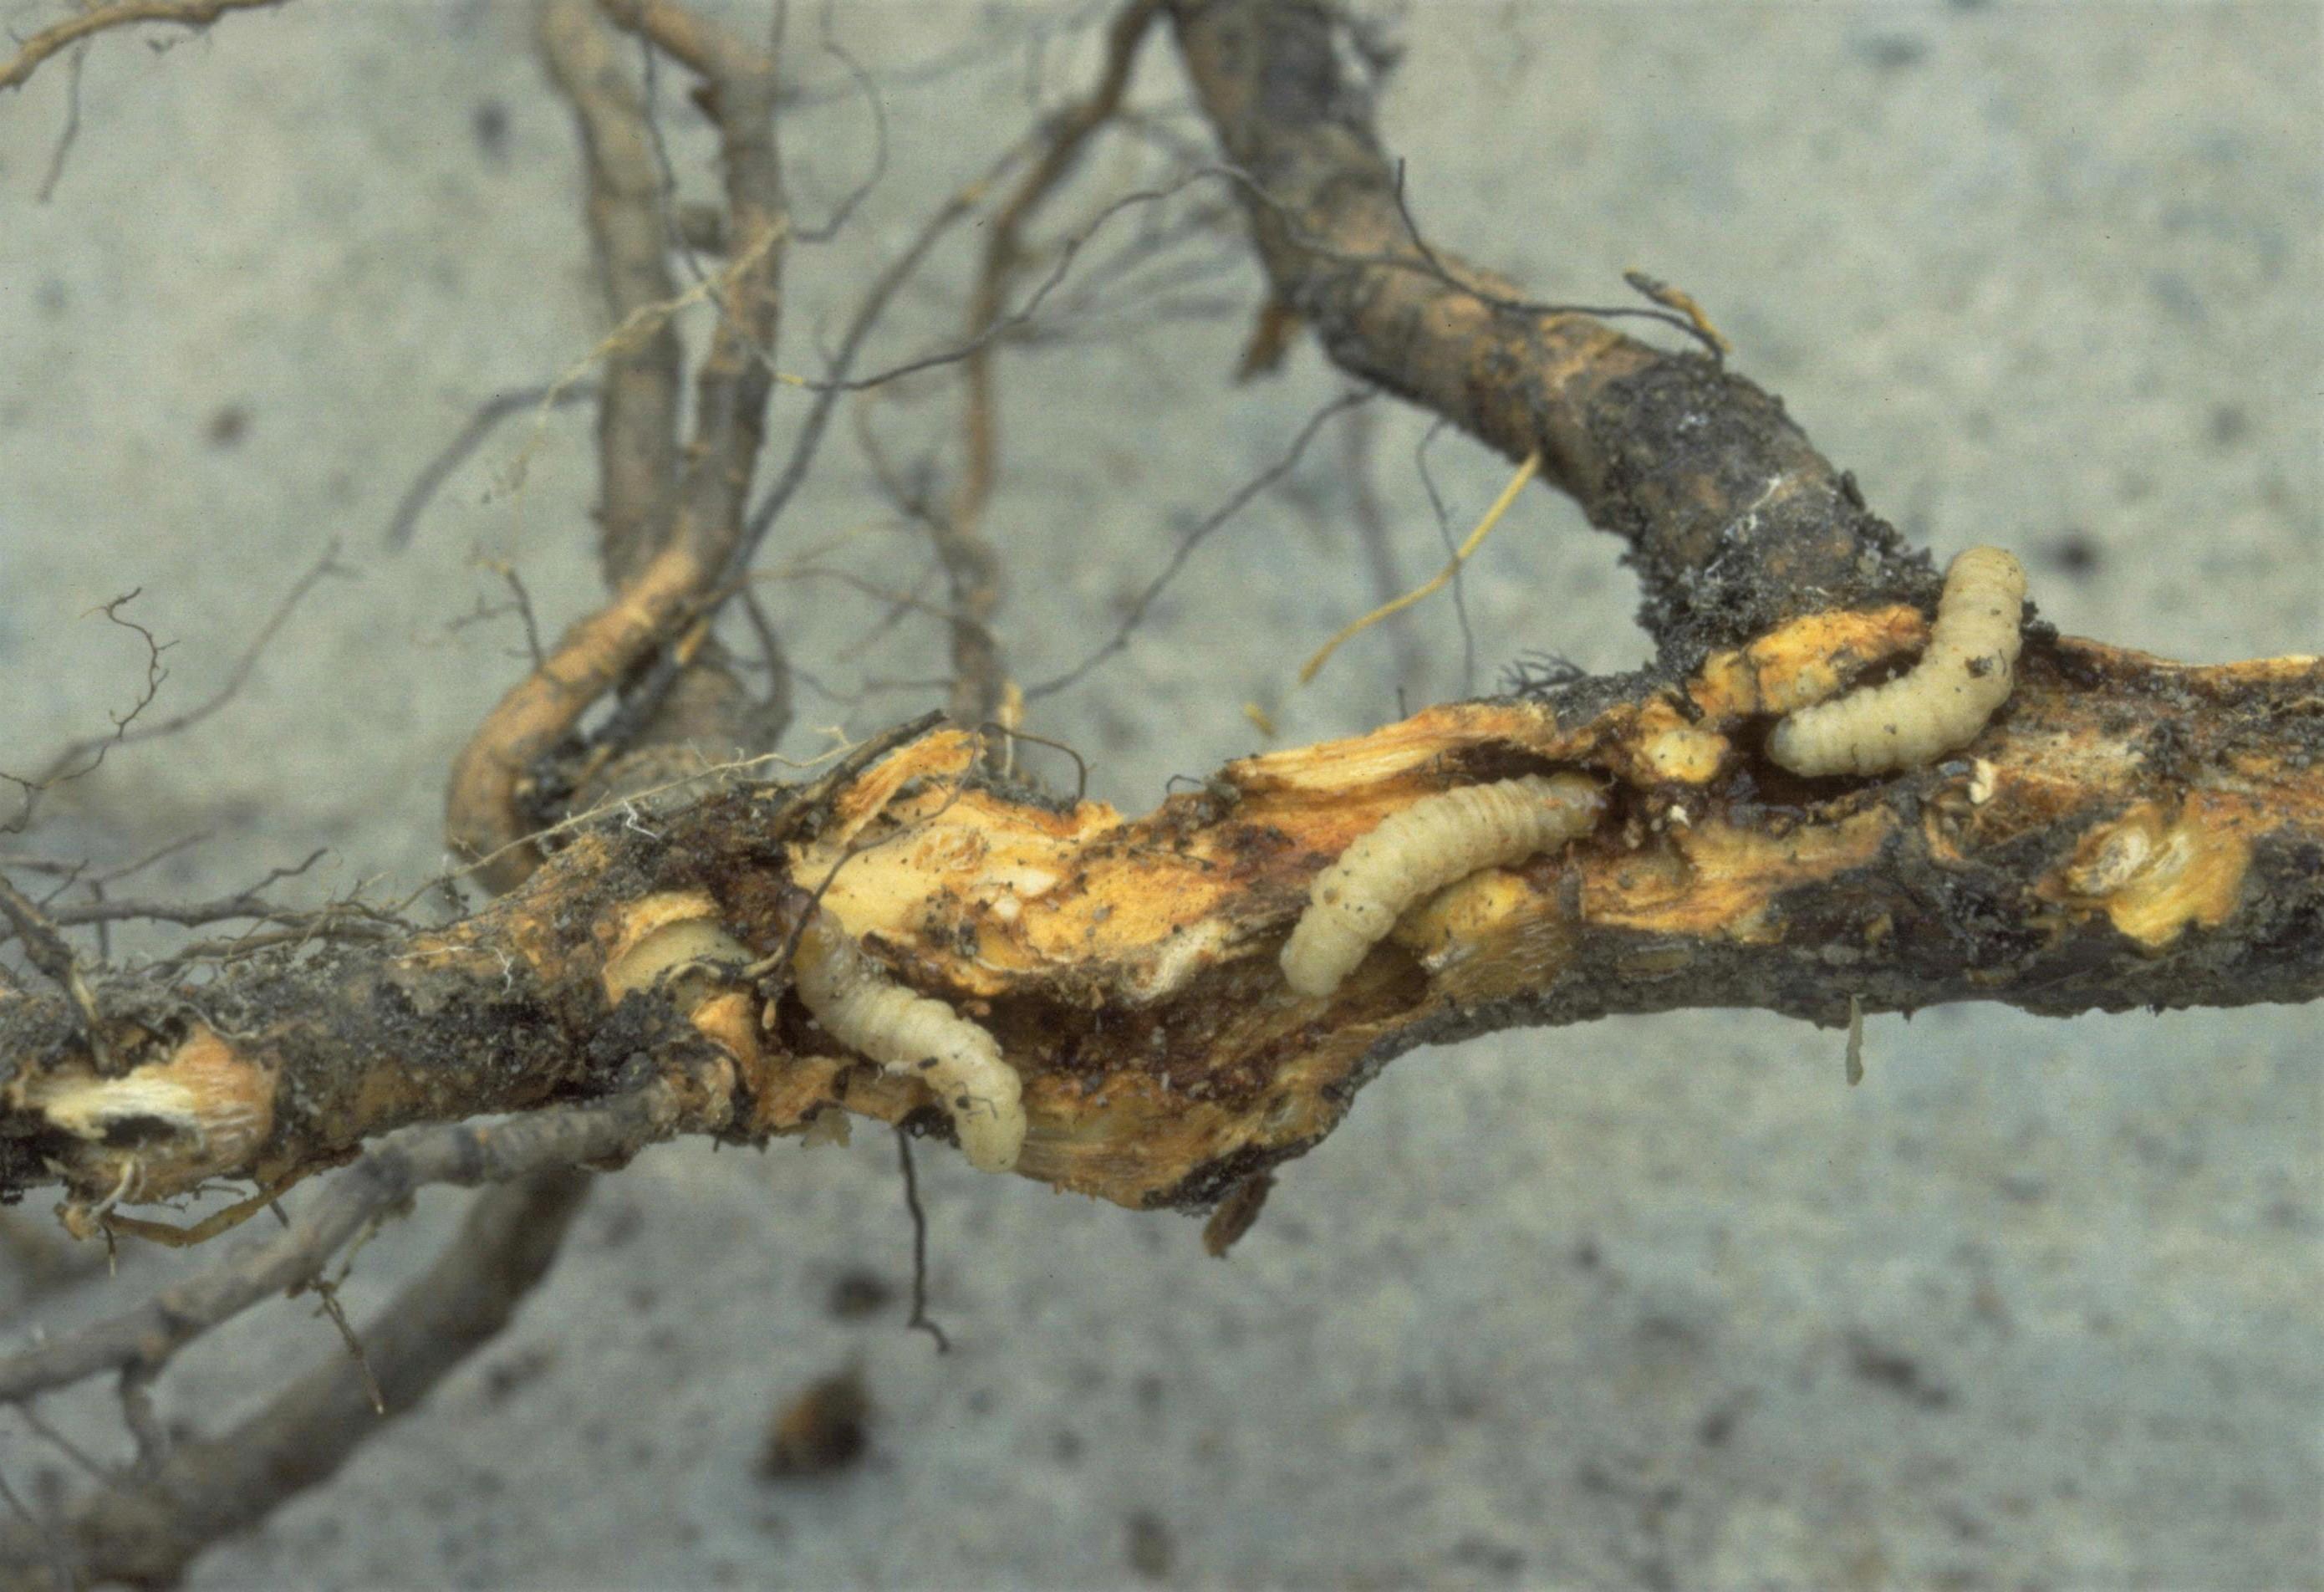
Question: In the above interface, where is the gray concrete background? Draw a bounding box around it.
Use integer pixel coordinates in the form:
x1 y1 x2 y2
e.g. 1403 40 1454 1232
0 3 2316 1588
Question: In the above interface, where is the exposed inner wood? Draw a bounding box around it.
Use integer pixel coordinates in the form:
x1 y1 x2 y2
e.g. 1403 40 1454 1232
8 626 2316 1218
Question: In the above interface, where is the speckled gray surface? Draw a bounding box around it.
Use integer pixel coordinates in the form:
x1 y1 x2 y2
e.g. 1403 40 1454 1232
0 3 2316 1589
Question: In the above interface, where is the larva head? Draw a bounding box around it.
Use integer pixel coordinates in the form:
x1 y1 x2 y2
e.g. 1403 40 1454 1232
952 1060 1027 1174
1280 911 1371 998
1948 545 2028 605
1933 548 2027 661
787 911 862 1009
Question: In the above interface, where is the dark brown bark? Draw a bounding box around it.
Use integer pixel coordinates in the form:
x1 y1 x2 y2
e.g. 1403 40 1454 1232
0 1168 604 1589
538 0 685 591
1169 0 1935 657
6 638 2317 1222
0 20 2312 1586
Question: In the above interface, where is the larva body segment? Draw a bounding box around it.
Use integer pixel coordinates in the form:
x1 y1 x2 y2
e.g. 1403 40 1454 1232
1767 546 2028 777
1280 773 1605 998
791 912 1025 1173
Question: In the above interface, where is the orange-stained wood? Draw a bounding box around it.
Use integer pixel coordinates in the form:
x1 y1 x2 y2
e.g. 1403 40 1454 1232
8 634 2321 1220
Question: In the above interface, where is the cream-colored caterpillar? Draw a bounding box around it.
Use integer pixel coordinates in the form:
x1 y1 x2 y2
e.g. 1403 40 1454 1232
1281 773 1605 998
790 911 1025 1173
1767 545 2028 777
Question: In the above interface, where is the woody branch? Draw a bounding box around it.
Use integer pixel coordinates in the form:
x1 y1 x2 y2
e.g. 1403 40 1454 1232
0 0 2315 1397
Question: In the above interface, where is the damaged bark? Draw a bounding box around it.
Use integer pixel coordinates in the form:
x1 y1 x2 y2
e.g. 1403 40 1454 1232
7 625 2316 1218
8 2 2306 1584
1170 0 1937 658
8 1 2311 1227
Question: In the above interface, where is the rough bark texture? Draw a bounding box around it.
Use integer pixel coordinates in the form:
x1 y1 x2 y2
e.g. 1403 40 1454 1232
446 0 785 892
0 1170 600 1589
3 0 2314 1233
0 3 2310 1588
1170 0 1936 658
7 630 2316 1217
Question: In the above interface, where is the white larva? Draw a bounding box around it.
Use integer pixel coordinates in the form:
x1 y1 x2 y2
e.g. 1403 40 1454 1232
790 911 1026 1173
1767 545 2028 778
1281 773 1605 998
